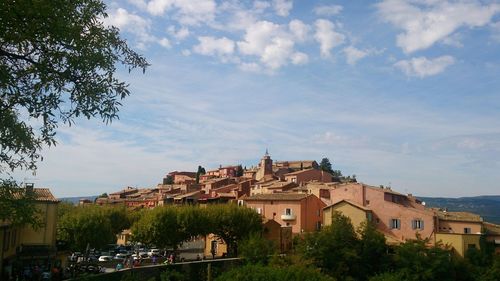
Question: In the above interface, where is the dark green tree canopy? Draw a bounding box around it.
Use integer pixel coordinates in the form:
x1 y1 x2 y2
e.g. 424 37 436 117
319 158 333 174
0 0 148 173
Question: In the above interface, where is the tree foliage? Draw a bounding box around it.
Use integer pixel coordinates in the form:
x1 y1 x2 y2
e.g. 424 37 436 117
0 0 148 173
388 237 468 281
131 204 262 256
299 211 360 280
57 204 131 251
319 157 343 179
195 166 206 184
215 264 335 281
1 0 148 228
0 179 41 226
239 233 276 265
357 221 389 277
206 204 263 257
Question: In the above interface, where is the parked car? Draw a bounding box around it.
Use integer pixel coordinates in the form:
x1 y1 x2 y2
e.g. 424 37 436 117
98 256 113 262
114 253 127 260
148 249 161 257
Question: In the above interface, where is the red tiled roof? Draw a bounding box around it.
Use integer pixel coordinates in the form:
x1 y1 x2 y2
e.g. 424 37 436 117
324 199 371 211
284 168 317 176
32 188 59 202
244 193 310 201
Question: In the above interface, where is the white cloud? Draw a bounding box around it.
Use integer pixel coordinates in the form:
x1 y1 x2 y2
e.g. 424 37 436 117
314 19 346 58
193 36 235 57
254 1 271 12
238 21 282 56
260 37 295 69
145 0 216 25
343 46 368 65
104 8 150 36
313 4 343 16
289 19 310 42
377 0 500 53
273 0 293 17
104 8 154 47
291 52 309 65
158 37 171 48
168 25 190 40
394 55 455 77
237 21 298 70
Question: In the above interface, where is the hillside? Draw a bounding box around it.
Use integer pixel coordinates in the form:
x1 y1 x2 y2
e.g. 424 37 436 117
58 196 97 205
418 195 500 224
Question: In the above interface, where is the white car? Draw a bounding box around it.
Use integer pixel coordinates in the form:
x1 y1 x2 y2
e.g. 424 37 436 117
148 249 161 257
98 256 113 262
114 253 127 260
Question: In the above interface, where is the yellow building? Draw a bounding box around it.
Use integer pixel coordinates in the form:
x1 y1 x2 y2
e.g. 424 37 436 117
435 211 484 257
435 233 481 257
323 200 373 229
1 187 59 279
116 229 132 246
204 233 228 258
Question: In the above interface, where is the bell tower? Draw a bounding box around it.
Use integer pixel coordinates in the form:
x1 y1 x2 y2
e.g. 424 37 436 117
256 149 273 180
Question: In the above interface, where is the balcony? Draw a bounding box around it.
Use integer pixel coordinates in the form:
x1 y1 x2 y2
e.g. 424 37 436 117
281 214 296 221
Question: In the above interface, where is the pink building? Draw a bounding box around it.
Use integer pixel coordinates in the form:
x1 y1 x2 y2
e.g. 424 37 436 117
243 193 326 234
284 168 332 184
326 183 435 242
167 171 197 184
219 165 240 178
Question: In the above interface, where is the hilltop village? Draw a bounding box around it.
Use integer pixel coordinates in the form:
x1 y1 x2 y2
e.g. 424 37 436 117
85 151 500 257
2 152 500 280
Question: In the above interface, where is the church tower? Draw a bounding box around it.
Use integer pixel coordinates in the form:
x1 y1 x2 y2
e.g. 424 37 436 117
256 149 273 181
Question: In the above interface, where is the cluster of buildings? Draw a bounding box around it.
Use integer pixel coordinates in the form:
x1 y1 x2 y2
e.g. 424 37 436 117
3 151 499 278
100 151 500 258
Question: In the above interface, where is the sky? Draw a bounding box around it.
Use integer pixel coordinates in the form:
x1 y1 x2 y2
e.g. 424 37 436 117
15 0 500 198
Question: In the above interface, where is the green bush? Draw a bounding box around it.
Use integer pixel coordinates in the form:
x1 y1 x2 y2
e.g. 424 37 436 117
215 264 335 281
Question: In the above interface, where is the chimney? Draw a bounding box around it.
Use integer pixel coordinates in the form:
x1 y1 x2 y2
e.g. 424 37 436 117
25 183 34 194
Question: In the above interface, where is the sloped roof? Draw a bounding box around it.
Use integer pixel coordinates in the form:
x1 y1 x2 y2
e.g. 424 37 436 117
483 222 500 235
109 187 138 195
284 168 317 176
244 193 310 201
32 188 59 202
437 211 483 222
324 199 371 212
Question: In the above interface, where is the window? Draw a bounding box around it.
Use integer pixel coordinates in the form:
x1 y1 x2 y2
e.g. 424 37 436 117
255 208 262 215
464 227 471 234
316 221 322 231
390 219 401 229
285 208 292 215
367 213 373 222
412 219 424 230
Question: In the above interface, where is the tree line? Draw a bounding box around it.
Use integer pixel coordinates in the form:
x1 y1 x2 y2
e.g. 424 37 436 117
57 203 262 256
227 211 500 281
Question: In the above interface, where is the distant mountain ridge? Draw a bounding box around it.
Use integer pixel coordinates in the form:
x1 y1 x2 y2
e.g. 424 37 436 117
58 195 97 205
418 195 500 224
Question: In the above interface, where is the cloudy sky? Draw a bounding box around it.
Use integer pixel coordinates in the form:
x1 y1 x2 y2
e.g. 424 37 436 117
18 0 500 198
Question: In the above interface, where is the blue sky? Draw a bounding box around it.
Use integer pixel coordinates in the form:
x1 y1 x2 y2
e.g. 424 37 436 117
18 0 500 198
